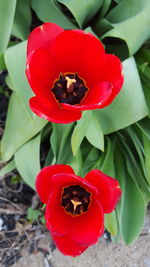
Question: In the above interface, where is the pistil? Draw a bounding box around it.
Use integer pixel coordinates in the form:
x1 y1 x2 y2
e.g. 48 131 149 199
65 76 76 94
71 199 82 213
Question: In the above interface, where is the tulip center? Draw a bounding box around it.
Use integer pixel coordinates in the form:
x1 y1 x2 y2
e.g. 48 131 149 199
52 73 88 105
61 185 91 216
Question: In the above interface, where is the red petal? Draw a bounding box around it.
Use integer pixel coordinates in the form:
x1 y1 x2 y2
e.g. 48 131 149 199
52 234 88 257
45 188 70 236
61 81 112 111
29 96 82 123
47 173 99 197
36 165 75 203
26 48 59 107
70 198 104 245
101 54 124 103
45 173 101 239
27 22 64 58
52 30 105 86
85 170 121 213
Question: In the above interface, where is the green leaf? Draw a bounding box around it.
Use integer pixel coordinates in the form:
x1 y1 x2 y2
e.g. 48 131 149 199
10 175 21 185
0 0 17 55
2 41 47 161
86 111 104 151
104 211 118 237
12 0 32 40
14 134 41 190
66 148 82 175
115 150 146 244
5 74 15 91
50 123 74 164
95 57 148 134
0 53 6 70
31 0 76 29
120 171 146 245
100 137 115 177
125 126 146 176
5 41 33 117
143 135 150 186
117 132 150 197
27 207 42 221
137 118 150 140
97 0 112 19
0 159 15 177
100 0 150 56
57 0 103 28
1 93 46 161
81 146 101 176
71 111 90 156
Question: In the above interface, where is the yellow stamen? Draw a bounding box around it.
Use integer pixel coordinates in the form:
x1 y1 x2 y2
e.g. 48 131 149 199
71 199 82 212
65 76 76 93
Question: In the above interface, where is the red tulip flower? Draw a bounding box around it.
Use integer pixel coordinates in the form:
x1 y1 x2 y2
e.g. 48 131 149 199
26 23 124 123
36 165 121 256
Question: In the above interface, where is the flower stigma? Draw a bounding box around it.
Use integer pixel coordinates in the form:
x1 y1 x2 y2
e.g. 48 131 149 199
65 76 76 94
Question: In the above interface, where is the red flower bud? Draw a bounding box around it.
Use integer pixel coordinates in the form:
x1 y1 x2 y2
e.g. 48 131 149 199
26 23 124 123
36 165 121 256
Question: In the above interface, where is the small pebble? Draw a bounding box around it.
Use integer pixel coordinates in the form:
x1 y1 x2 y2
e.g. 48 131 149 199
0 218 4 231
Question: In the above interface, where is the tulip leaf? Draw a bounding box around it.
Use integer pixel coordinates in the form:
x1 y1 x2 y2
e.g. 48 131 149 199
115 150 146 244
136 118 150 141
14 134 41 190
12 0 32 40
97 0 112 19
117 132 150 197
81 146 101 177
104 211 118 237
50 123 74 164
143 135 150 186
66 148 82 176
0 0 17 55
99 0 150 56
125 126 146 176
57 0 103 28
0 53 6 71
120 171 146 245
100 137 116 177
94 57 148 134
1 93 46 161
85 111 104 151
0 159 16 177
2 41 47 161
71 111 91 156
31 0 76 29
5 41 33 118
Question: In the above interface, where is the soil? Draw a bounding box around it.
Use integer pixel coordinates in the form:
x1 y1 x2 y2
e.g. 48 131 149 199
15 210 150 267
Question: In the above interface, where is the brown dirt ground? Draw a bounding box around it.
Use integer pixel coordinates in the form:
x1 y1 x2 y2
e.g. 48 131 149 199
16 210 150 267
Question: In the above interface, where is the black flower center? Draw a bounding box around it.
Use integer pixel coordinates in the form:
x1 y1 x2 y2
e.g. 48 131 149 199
61 185 91 216
51 73 88 105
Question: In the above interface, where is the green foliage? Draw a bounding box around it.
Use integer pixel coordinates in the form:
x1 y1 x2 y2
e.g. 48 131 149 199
95 57 148 134
31 0 76 29
27 207 45 223
58 0 104 28
14 134 41 190
0 0 17 55
94 0 150 57
104 211 118 237
0 160 15 176
0 0 150 247
12 0 32 40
